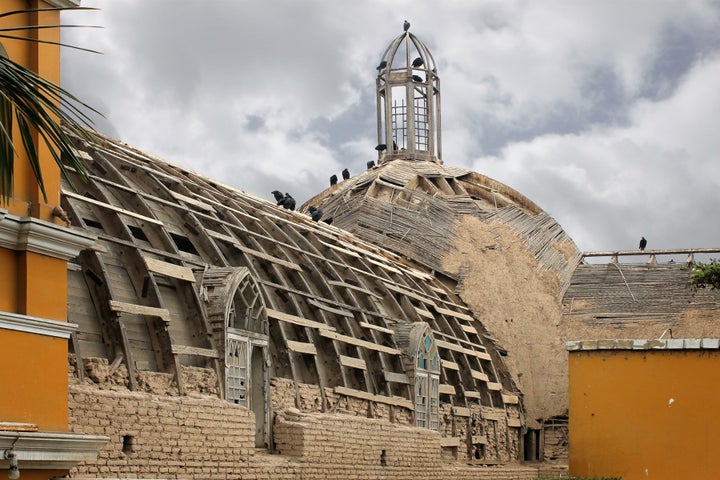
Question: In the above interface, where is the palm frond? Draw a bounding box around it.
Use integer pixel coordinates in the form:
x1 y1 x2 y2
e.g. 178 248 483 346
0 5 100 204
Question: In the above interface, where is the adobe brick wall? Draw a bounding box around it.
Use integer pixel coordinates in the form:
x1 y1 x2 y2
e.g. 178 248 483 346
68 384 255 478
68 381 567 479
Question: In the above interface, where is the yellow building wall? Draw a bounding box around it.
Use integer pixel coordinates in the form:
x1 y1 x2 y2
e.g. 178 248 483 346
569 348 720 480
0 8 84 480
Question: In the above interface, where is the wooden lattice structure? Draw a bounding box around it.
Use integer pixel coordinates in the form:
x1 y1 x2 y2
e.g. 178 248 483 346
62 130 523 460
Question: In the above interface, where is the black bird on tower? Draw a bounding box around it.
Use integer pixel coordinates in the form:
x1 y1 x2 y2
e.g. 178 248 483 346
330 174 338 186
639 237 647 251
282 193 296 211
271 190 284 205
307 206 323 222
376 60 387 71
404 20 410 32
342 168 350 180
412 57 424 68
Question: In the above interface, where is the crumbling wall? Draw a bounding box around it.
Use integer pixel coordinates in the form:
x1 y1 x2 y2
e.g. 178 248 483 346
443 217 567 426
68 384 255 478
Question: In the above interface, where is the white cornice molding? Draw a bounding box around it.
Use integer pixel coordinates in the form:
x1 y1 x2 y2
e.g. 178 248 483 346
0 431 107 470
0 213 95 261
44 0 82 7
0 312 78 338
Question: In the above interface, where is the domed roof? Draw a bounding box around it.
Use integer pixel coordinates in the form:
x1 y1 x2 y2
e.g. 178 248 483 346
303 158 581 425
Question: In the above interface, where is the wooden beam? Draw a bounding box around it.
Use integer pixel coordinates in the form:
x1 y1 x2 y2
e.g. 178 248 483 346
233 243 303 271
334 386 413 409
171 344 220 358
327 279 382 298
440 437 461 447
502 393 520 404
286 340 317 355
320 329 401 355
464 390 481 399
308 299 354 318
63 190 163 225
439 384 456 395
441 359 460 371
109 300 171 323
359 321 395 335
471 369 489 382
487 382 502 391
339 355 367 370
471 435 488 445
384 371 410 385
169 190 216 212
453 406 471 417
266 308 336 331
143 256 196 282
434 306 474 322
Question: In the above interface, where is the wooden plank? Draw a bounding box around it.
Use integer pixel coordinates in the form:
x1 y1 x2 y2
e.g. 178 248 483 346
414 306 435 320
384 371 410 385
452 406 471 417
464 390 481 399
487 382 503 391
339 355 367 370
63 190 163 225
233 243 303 272
143 256 196 282
475 351 492 361
507 418 523 427
441 359 459 371
471 369 489 382
359 321 395 335
383 282 437 307
440 437 461 447
471 435 488 445
266 308 335 332
435 306 474 322
109 300 171 323
308 298 354 318
327 280 381 298
171 344 219 358
318 240 361 258
334 386 413 409
502 393 520 404
439 384 456 395
367 257 402 274
320 329 401 355
460 324 477 334
169 190 216 212
286 340 317 355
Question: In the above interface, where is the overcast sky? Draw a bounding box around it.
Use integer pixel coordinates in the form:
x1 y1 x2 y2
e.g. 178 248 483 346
60 1 720 255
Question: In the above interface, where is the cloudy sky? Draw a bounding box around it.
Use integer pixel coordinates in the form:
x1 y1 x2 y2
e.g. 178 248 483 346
60 1 720 255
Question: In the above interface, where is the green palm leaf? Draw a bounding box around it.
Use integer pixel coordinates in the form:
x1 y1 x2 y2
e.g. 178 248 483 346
0 6 100 204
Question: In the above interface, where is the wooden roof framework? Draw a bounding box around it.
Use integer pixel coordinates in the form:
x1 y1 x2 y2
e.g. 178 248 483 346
63 132 517 428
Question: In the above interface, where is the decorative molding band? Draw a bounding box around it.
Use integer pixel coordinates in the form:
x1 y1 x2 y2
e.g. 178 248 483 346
0 213 95 261
0 311 78 339
44 0 82 7
0 430 108 470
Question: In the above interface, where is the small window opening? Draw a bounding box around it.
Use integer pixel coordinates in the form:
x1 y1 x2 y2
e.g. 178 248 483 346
380 449 387 467
170 232 199 255
128 225 149 241
122 435 135 455
83 218 104 231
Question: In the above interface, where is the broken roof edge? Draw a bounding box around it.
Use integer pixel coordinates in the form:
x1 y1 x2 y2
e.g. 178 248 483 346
566 338 720 351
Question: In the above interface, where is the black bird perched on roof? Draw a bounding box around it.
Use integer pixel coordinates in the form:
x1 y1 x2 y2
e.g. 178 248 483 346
639 236 647 251
322 217 333 225
403 20 410 32
376 60 387 71
282 193 296 211
330 174 338 186
412 56 424 68
375 143 387 152
271 190 284 205
367 160 375 169
342 168 350 180
412 74 423 83
307 205 323 222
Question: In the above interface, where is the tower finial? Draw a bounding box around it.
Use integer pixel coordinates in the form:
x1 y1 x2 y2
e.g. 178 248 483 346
403 20 410 32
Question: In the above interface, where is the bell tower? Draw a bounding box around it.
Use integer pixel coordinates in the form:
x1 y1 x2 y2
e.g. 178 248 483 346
375 21 442 164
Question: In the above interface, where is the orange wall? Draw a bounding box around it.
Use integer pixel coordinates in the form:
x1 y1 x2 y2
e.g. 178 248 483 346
0 329 69 430
569 349 720 480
